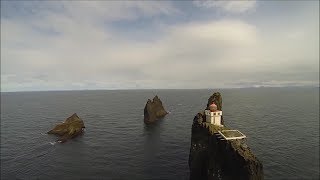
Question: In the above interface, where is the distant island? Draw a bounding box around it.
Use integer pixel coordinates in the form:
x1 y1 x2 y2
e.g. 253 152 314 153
47 113 85 143
144 95 168 123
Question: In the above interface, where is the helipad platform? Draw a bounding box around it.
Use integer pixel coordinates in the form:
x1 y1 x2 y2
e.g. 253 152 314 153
218 130 246 140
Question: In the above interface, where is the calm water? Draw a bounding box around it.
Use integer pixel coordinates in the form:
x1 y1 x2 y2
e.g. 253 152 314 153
1 88 319 179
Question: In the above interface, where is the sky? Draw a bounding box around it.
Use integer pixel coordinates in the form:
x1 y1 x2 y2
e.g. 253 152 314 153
1 0 319 92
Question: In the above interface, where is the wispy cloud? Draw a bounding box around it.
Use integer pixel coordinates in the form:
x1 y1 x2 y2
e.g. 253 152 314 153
193 0 256 14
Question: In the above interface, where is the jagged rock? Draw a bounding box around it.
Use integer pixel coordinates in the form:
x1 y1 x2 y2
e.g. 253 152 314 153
189 92 264 180
47 113 85 143
144 95 168 123
207 92 222 110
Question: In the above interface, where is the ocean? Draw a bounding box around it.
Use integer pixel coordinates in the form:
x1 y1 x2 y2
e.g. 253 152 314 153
1 88 319 179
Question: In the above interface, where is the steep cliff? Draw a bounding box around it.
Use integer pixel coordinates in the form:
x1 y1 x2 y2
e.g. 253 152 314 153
144 95 168 123
189 93 263 180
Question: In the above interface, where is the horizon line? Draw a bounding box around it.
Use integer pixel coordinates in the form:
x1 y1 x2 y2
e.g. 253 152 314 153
1 85 318 93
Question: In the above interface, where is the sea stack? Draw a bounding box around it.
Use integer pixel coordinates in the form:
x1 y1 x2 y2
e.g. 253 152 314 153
47 113 85 143
144 95 168 123
189 92 263 180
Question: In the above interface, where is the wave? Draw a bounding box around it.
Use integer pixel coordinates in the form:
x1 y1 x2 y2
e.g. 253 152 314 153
49 142 56 145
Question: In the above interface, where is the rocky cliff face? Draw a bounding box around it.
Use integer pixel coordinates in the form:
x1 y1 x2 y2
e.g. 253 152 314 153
144 95 168 123
47 113 85 143
189 93 263 180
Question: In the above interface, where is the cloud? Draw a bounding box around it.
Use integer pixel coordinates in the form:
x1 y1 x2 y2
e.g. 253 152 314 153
1 1 319 91
193 0 256 13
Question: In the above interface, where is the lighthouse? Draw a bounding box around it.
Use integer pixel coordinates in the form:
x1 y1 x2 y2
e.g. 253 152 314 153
205 102 223 126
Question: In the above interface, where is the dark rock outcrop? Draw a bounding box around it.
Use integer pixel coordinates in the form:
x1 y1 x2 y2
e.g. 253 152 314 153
144 95 168 123
189 93 263 180
47 113 85 143
206 92 222 111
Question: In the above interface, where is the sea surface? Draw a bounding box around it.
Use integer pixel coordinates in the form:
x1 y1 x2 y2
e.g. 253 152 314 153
1 88 319 179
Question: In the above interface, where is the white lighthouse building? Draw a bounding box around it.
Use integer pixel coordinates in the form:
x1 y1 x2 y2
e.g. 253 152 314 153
205 110 223 126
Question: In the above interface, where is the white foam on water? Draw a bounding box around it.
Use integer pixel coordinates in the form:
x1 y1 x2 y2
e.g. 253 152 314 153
49 142 56 145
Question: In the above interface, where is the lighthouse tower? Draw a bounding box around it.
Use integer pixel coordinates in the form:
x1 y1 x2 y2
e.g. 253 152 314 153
205 103 223 126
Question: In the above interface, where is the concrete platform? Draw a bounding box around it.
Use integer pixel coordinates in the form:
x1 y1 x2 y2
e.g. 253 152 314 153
218 130 247 140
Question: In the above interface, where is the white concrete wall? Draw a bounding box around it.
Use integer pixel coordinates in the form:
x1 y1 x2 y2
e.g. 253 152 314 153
213 116 221 125
205 110 223 126
205 110 212 123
